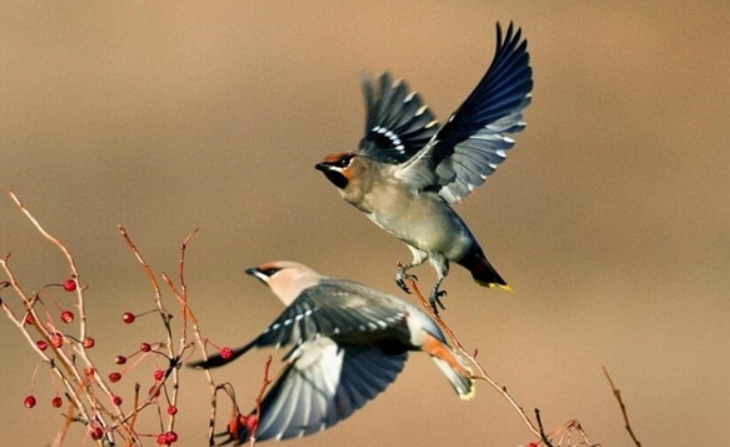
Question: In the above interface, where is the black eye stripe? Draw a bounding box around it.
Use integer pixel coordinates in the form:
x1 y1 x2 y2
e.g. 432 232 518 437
334 154 354 168
260 267 281 276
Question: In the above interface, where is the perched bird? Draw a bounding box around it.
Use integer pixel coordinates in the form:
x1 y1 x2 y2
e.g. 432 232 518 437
191 261 473 443
315 22 533 312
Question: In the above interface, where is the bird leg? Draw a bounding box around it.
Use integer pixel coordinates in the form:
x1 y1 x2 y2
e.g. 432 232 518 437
429 280 447 315
395 247 429 293
426 255 450 315
395 262 418 293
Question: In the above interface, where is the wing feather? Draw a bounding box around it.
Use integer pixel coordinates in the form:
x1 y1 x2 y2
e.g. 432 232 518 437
358 72 438 163
399 22 533 204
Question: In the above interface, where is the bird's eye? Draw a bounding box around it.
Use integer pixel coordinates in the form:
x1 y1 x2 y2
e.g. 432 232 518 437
260 267 281 276
335 154 354 168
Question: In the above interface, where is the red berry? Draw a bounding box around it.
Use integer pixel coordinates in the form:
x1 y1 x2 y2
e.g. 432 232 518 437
52 396 63 408
122 312 136 324
115 355 127 365
60 310 74 323
167 405 178 415
220 347 233 360
36 340 48 351
83 337 95 348
153 369 165 381
63 279 77 292
24 395 36 408
51 332 64 348
108 372 122 383
165 431 178 443
84 367 95 378
112 395 123 406
89 426 103 440
244 414 258 432
157 433 167 445
140 342 151 352
24 314 34 325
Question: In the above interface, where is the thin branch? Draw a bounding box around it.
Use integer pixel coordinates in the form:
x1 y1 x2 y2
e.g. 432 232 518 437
249 355 273 447
7 191 88 341
406 277 541 438
603 366 642 447
2 193 114 446
535 409 555 447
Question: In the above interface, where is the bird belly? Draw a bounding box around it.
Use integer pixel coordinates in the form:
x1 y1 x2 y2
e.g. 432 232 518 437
363 192 475 261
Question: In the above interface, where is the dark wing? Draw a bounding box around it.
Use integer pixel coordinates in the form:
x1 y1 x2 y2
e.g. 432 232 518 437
248 280 409 348
402 22 533 204
189 280 409 369
251 339 408 441
358 71 439 163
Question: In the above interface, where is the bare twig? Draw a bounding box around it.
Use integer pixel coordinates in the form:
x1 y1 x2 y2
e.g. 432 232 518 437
407 277 597 447
3 191 115 446
604 366 642 447
535 409 555 447
249 355 273 447
406 277 541 438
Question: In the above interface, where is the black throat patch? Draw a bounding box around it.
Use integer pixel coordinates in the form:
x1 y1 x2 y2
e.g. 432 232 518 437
322 169 349 189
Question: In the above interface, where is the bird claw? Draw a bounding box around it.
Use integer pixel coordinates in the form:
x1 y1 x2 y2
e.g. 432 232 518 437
428 289 447 315
395 264 417 294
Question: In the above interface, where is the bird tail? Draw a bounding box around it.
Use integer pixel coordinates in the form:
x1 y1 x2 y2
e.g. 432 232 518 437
458 248 511 292
422 333 475 400
430 355 475 400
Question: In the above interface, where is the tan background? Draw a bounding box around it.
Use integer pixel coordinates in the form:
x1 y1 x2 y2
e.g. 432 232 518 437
1 1 729 446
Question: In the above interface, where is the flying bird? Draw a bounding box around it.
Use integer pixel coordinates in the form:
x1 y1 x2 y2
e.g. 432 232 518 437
190 261 474 443
315 22 533 312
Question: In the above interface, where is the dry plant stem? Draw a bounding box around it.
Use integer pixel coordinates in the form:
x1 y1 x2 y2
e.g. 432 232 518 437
7 191 86 339
167 253 221 446
4 191 119 446
121 226 223 445
546 419 593 447
534 409 555 447
163 230 226 446
52 398 76 447
406 277 541 439
248 356 274 447
158 229 201 437
118 227 180 426
603 366 642 447
0 263 91 435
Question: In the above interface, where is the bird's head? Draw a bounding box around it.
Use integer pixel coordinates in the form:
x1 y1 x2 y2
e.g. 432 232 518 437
315 152 362 189
245 261 322 306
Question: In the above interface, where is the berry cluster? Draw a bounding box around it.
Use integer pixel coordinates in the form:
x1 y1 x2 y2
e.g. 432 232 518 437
7 273 186 446
0 195 213 446
2 193 273 447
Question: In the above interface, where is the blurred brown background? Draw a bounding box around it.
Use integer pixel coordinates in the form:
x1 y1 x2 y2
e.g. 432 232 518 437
1 1 729 446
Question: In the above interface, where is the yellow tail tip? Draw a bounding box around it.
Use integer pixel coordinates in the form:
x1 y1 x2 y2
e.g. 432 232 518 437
487 283 513 293
459 385 477 401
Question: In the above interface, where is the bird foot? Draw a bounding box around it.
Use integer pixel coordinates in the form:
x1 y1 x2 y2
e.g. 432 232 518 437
395 263 418 294
428 289 447 315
